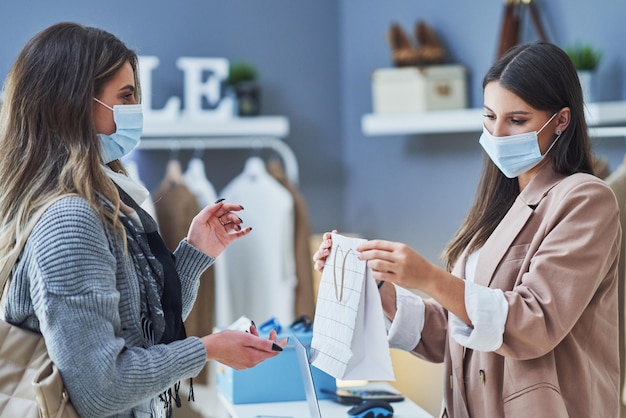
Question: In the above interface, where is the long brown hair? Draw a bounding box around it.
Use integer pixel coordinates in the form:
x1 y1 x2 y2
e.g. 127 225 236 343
0 22 141 258
442 42 593 271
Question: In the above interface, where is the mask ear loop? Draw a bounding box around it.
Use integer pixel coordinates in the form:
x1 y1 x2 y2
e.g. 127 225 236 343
542 129 562 157
93 97 113 111
537 112 559 135
536 113 561 157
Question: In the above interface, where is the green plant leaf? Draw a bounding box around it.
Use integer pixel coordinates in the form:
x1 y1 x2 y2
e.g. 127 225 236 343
227 61 258 86
564 43 602 71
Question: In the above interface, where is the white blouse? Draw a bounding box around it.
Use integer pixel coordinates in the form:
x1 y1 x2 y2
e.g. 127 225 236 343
387 249 509 352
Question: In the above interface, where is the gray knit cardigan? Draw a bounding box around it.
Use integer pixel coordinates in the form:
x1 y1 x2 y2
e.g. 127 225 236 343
4 196 214 417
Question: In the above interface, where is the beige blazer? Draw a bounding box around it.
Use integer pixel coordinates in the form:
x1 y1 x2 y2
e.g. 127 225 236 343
605 156 626 418
414 165 621 418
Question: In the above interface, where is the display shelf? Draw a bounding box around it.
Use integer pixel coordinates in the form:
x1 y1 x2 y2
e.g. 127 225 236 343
143 115 289 138
362 101 626 137
137 115 299 184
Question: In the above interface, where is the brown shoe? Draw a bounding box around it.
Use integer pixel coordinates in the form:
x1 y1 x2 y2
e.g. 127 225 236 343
414 20 446 65
387 21 446 67
388 22 420 67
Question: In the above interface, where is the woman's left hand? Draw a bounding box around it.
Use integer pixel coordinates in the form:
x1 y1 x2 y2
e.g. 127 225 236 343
357 239 436 293
358 239 470 324
201 326 288 370
186 199 252 258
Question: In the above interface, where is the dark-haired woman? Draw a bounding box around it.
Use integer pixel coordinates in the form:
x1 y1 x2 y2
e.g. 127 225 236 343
314 42 620 417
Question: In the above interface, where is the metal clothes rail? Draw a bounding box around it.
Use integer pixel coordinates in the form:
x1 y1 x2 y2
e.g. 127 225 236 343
137 136 299 185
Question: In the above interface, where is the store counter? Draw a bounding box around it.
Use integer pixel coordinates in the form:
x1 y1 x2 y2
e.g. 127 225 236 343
217 382 434 418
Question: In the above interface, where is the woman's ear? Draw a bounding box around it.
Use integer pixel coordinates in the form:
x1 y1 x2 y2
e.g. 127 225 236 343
556 107 571 134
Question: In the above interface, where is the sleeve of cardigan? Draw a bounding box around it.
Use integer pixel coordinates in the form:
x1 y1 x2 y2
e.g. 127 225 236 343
173 240 215 320
27 197 207 417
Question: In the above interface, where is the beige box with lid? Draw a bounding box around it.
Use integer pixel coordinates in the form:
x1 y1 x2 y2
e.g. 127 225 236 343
372 65 468 114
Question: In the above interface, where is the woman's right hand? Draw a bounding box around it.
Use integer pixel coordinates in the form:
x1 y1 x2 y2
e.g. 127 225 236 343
187 199 252 259
312 230 337 272
201 325 288 370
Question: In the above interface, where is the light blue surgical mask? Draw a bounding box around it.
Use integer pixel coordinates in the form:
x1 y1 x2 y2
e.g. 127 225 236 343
479 113 560 178
94 98 143 163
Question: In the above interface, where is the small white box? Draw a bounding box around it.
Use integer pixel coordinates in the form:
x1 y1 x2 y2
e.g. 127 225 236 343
372 65 468 114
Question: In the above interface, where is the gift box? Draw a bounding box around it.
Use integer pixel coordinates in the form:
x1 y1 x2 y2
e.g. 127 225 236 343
372 64 468 114
215 324 337 404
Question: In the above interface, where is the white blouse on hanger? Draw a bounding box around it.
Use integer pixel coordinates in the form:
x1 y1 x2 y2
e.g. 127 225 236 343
182 157 234 328
183 158 218 209
219 156 296 327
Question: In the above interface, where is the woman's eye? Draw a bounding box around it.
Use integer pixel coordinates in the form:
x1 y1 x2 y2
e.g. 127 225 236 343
482 114 495 120
511 118 526 125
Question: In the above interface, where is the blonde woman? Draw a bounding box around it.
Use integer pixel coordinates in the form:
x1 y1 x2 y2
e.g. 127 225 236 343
0 22 286 417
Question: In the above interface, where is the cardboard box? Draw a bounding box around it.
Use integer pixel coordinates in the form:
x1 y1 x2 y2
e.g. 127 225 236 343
372 65 468 114
215 330 337 404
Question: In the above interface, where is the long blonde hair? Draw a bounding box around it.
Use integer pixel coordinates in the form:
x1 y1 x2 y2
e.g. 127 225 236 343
0 22 141 262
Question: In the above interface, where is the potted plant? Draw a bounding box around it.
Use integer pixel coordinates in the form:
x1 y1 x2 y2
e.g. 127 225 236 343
226 61 261 116
564 43 602 102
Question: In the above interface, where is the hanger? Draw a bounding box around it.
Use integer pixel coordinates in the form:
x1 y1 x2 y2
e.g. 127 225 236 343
186 143 207 180
165 155 183 187
185 157 208 181
191 143 204 160
243 155 267 182
168 138 181 162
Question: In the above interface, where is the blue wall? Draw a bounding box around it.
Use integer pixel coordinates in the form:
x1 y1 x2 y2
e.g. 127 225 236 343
2 0 625 265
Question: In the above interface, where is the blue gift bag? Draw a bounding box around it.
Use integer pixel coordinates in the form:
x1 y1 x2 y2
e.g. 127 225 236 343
215 319 337 404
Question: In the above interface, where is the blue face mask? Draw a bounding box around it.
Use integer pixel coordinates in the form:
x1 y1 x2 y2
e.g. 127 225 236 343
94 98 143 163
479 113 560 178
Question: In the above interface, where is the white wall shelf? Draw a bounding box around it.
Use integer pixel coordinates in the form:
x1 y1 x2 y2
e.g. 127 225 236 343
143 115 289 138
137 116 299 184
362 101 626 138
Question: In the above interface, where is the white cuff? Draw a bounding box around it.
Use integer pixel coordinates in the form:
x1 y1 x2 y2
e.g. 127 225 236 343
450 281 508 352
387 285 425 351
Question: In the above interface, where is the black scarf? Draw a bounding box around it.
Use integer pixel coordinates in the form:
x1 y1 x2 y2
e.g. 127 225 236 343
115 187 193 416
116 186 186 344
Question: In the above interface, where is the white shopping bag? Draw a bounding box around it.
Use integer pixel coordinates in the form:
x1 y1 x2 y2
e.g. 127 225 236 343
310 233 395 381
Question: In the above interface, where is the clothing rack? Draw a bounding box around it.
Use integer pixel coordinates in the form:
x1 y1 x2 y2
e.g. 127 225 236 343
137 136 299 185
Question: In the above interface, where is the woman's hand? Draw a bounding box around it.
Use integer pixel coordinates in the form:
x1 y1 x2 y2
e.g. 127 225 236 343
357 239 437 292
201 324 288 370
358 239 470 323
187 199 252 258
312 230 337 272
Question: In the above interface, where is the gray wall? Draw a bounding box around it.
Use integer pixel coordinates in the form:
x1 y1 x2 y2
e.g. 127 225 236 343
1 0 625 267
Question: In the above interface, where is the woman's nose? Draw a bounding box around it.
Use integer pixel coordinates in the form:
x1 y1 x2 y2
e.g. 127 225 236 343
490 121 507 137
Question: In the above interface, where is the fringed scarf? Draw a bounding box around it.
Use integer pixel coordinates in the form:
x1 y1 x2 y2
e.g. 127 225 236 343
115 186 193 417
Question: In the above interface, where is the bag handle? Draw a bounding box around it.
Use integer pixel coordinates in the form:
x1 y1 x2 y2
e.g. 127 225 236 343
496 0 521 59
496 0 549 59
0 195 71 310
527 0 548 43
